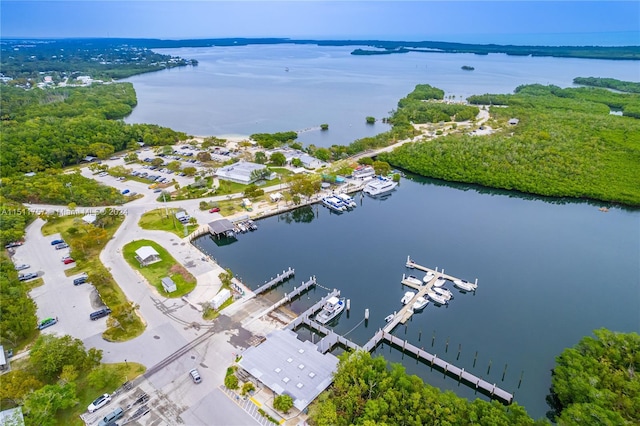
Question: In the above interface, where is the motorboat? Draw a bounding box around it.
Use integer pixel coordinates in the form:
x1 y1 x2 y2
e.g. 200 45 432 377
334 193 357 208
433 277 447 287
454 279 478 292
384 313 396 323
422 271 435 283
412 296 429 312
404 275 422 286
433 287 453 300
315 296 346 324
427 291 448 305
363 176 398 197
400 291 416 305
322 196 347 212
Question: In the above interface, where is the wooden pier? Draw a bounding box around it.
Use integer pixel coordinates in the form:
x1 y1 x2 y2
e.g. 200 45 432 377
381 332 513 404
245 276 316 326
286 289 340 330
253 267 295 295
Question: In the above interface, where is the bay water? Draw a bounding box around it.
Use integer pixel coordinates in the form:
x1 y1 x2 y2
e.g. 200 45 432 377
123 44 640 418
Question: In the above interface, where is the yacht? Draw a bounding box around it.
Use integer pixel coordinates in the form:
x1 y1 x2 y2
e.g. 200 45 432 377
454 279 478 292
433 287 453 300
404 275 422 286
422 271 435 283
322 196 347 213
315 296 346 324
335 193 357 209
363 176 398 197
427 291 448 305
412 296 429 312
400 291 416 305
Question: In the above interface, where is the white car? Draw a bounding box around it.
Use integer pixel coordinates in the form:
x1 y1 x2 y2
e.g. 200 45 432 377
15 264 30 271
88 393 111 413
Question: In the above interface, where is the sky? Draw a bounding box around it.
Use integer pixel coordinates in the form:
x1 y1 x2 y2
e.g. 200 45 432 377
1 1 639 45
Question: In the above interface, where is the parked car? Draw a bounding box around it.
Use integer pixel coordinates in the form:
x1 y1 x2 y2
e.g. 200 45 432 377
73 275 88 286
90 308 112 321
189 368 202 384
50 239 64 246
63 258 75 265
209 207 220 213
38 317 58 330
4 241 24 248
19 272 38 281
98 407 124 426
55 242 69 250
14 264 30 271
121 189 130 195
153 188 162 193
87 393 111 413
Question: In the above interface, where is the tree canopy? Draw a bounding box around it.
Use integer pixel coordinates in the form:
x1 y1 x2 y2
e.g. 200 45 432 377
308 350 539 426
547 329 640 425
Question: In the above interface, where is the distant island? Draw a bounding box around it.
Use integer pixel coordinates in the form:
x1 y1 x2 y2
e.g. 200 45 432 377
461 65 475 71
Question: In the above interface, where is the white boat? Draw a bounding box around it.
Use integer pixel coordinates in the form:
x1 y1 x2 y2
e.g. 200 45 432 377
454 279 477 292
322 196 347 212
400 291 415 305
433 277 447 287
315 296 346 324
404 275 422 286
384 313 396 323
433 287 453 300
363 176 398 197
427 291 448 305
412 296 429 311
422 271 435 283
335 193 357 208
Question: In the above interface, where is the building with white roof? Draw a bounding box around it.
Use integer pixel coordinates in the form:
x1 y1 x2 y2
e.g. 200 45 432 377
215 161 275 184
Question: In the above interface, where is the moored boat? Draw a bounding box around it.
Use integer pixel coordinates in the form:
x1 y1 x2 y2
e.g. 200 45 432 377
363 176 398 197
322 196 347 212
400 291 416 305
315 296 346 324
433 287 453 300
412 296 429 311
404 275 422 286
427 291 448 305
335 193 357 208
433 277 447 287
423 271 435 283
454 279 477 292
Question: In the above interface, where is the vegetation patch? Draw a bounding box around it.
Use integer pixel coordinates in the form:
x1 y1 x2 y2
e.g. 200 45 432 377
138 208 198 237
122 239 196 298
41 211 145 342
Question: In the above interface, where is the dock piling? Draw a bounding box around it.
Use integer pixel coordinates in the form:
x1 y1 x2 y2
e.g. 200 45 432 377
518 371 524 388
487 360 492 375
502 364 508 382
445 337 450 353
432 331 435 347
364 308 369 320
346 299 350 312
457 344 461 360
473 351 478 368
418 330 422 341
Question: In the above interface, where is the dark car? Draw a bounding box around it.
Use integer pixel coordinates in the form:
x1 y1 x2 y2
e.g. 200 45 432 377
90 308 112 321
51 239 64 246
5 241 24 248
73 276 88 286
38 317 58 330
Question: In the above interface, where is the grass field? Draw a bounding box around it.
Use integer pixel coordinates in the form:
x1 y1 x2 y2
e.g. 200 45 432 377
122 239 196 298
138 208 198 237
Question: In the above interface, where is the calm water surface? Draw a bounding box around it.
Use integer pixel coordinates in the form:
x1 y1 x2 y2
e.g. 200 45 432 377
124 45 640 418
124 44 640 147
193 176 639 419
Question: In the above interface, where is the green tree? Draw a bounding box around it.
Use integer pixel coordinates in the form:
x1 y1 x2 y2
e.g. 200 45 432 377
124 153 138 163
22 382 78 426
224 374 239 389
372 160 391 176
320 123 329 130
291 158 303 167
166 161 182 172
0 370 43 405
254 151 267 164
196 151 211 162
366 116 376 124
270 152 287 166
273 394 294 414
358 157 374 166
314 148 331 162
548 329 640 424
151 158 164 167
182 166 197 176
29 334 102 382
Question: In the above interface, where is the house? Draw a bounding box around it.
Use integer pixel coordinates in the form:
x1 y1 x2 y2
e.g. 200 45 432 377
270 192 283 202
352 165 375 180
298 154 323 169
161 277 177 293
215 161 275 184
0 407 24 426
175 211 191 223
134 246 161 266
508 118 520 125
82 214 97 225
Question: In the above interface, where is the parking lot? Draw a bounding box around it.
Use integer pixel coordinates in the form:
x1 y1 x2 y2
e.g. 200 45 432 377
16 219 111 340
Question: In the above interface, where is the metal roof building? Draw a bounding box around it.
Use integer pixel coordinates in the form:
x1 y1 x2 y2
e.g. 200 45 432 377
208 219 235 238
238 329 339 411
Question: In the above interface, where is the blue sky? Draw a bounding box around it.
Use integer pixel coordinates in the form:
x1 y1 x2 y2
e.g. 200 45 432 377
1 1 639 45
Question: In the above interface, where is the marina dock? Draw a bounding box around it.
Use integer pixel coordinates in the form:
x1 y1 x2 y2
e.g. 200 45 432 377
253 267 295 295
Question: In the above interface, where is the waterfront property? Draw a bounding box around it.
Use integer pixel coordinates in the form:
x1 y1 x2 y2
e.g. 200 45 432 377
215 161 276 184
237 329 339 411
207 219 236 239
